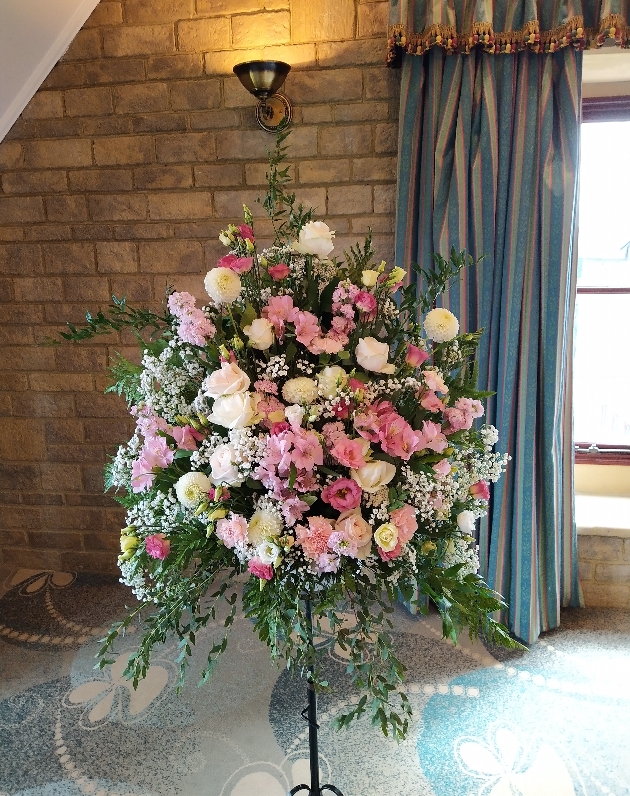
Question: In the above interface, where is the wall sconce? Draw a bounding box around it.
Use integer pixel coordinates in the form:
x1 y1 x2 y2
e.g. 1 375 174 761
233 60 292 133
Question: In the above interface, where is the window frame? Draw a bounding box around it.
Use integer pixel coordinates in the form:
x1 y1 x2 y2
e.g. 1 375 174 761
574 98 630 466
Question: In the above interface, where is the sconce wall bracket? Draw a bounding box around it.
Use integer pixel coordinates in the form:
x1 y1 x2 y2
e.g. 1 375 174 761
233 60 292 133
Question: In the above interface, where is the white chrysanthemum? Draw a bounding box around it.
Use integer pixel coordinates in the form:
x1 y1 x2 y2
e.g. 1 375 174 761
204 267 242 305
248 509 283 546
423 308 459 342
175 471 212 508
282 377 318 405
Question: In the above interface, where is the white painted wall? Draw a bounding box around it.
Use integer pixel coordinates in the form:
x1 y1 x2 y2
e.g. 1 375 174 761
0 0 100 142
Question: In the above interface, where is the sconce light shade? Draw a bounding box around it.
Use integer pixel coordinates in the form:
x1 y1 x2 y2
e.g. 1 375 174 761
233 60 292 133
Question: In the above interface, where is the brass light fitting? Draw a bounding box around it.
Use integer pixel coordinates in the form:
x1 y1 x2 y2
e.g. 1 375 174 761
233 60 292 133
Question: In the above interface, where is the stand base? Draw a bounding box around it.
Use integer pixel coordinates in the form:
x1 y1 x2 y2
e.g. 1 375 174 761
289 786 345 795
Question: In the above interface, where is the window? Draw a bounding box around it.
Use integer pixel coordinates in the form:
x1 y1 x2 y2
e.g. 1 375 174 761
574 101 630 465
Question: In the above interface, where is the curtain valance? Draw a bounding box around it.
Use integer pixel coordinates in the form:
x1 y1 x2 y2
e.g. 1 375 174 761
388 1 630 64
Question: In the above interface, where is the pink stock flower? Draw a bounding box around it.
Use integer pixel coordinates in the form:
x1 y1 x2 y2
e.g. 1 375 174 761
248 557 274 580
406 344 429 368
268 262 290 280
355 291 377 315
171 425 203 450
216 514 249 548
177 314 216 346
378 541 402 561
433 458 452 476
456 397 484 418
419 421 448 453
443 406 473 433
321 478 362 511
130 456 156 492
145 533 170 560
316 552 340 573
420 390 445 413
423 369 449 394
293 311 321 347
389 504 418 544
291 429 324 472
217 253 253 273
238 224 254 241
469 480 490 500
262 295 296 339
296 516 334 561
330 436 367 469
327 531 358 558
167 291 196 318
131 436 175 492
254 379 278 395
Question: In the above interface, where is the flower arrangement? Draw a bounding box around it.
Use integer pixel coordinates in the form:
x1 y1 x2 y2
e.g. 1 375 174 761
58 132 518 740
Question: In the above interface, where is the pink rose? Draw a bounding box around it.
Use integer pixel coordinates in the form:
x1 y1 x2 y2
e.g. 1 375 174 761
145 533 170 560
268 262 290 280
378 540 402 561
248 557 274 580
406 344 429 368
334 509 372 550
389 504 418 544
321 478 362 511
469 480 490 500
238 224 255 241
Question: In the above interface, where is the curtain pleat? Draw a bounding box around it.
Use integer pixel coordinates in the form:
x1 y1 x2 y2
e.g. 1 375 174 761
395 47 583 643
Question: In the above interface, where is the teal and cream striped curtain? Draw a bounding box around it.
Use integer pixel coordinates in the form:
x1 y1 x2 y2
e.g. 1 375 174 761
391 2 630 643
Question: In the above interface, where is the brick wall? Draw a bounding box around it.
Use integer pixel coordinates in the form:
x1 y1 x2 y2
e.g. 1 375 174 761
0 0 400 573
578 536 630 609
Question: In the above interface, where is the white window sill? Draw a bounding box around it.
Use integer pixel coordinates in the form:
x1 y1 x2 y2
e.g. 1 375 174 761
575 495 630 537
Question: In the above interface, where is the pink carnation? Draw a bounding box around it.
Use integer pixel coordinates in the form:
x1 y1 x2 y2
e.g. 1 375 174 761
296 516 334 561
248 557 274 580
469 480 490 500
321 478 362 511
389 504 418 545
378 541 403 561
216 514 249 548
145 533 170 560
268 262 290 280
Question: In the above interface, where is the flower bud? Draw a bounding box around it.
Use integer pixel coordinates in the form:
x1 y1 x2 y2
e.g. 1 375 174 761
420 540 437 556
208 508 227 521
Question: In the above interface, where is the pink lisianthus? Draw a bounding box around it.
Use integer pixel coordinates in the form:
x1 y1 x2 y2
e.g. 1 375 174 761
406 343 429 368
420 390 445 413
238 224 255 241
389 503 418 544
321 478 362 511
423 369 449 394
291 429 324 472
330 436 367 469
418 421 448 453
145 533 170 560
216 514 249 548
268 262 290 280
217 253 253 273
355 291 377 316
296 516 334 561
433 458 451 476
331 315 355 336
378 540 402 561
469 480 490 500
248 557 274 580
171 425 203 450
293 311 321 347
262 295 296 339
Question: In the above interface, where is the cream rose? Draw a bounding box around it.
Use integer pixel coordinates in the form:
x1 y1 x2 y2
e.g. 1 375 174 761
374 522 399 552
335 509 372 549
204 267 242 305
355 337 395 374
351 460 396 493
292 221 335 257
207 392 259 429
282 377 318 405
243 317 274 350
209 443 243 486
361 269 379 287
175 471 213 508
202 361 250 399
457 510 476 533
423 307 459 342
317 365 348 399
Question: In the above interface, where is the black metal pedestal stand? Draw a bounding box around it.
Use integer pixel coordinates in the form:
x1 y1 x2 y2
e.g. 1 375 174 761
288 596 345 796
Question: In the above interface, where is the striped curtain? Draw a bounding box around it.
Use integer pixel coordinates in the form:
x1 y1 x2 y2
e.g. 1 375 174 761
395 46 584 643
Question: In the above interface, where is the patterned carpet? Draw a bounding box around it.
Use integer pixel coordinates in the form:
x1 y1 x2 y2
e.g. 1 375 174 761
1 568 629 796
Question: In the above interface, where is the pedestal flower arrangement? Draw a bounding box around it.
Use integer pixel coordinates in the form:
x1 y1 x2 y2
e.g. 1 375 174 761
58 132 518 740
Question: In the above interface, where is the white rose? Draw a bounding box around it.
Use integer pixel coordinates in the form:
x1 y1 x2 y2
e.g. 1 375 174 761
317 365 348 398
292 221 335 257
361 269 379 287
175 471 212 508
285 404 305 428
204 267 242 305
355 337 395 374
243 317 274 350
209 443 243 486
351 460 396 493
257 540 281 565
208 392 259 429
202 361 250 399
423 308 459 342
457 510 476 533
282 377 318 405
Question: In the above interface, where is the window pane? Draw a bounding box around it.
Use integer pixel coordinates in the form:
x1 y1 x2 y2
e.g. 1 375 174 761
577 121 630 288
573 293 630 445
